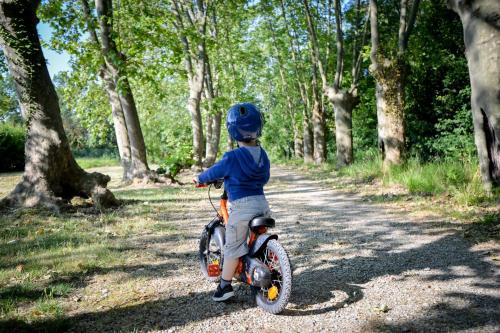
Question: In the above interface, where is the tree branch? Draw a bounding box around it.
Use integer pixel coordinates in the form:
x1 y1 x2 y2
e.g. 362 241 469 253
81 0 100 45
333 0 344 91
352 4 370 89
402 0 421 51
398 0 408 55
369 0 380 72
303 0 328 90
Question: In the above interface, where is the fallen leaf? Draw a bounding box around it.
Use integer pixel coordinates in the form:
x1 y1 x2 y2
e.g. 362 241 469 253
16 264 24 272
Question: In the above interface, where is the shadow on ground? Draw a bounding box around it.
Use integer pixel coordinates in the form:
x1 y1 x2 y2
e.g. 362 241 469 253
1 170 498 332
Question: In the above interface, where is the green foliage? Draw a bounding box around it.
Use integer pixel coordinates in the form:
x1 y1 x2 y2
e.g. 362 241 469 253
157 144 194 180
55 71 115 150
0 51 20 123
0 123 25 172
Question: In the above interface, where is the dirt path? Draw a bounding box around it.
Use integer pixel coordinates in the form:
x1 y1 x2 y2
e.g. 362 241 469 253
69 166 499 333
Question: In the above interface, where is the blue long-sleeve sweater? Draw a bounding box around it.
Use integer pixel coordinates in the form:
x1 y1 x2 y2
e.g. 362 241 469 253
198 146 270 202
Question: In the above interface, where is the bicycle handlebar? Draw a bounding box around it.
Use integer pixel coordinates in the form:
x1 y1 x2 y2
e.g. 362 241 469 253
194 179 224 189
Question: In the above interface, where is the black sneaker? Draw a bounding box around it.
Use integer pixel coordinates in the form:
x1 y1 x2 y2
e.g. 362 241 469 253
212 284 234 302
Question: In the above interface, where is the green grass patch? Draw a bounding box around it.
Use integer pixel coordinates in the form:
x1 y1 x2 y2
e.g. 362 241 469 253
0 183 198 330
75 157 120 169
338 150 383 182
279 153 498 209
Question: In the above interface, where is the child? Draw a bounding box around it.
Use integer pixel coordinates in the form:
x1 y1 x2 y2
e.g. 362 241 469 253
195 102 271 302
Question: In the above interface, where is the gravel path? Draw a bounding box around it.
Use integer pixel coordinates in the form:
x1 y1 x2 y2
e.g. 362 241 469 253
72 166 499 333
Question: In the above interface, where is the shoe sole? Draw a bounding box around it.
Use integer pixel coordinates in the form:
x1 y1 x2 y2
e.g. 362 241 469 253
212 291 235 302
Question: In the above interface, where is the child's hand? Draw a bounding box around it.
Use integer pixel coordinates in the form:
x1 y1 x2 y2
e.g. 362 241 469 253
193 177 206 188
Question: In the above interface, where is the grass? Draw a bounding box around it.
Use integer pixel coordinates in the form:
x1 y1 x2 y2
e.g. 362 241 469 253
279 152 499 224
75 157 120 169
0 176 196 331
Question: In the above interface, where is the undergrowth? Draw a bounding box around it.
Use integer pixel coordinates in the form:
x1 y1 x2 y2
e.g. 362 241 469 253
279 151 499 210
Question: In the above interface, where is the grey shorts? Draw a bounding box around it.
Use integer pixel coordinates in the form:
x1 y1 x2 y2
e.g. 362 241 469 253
224 195 271 259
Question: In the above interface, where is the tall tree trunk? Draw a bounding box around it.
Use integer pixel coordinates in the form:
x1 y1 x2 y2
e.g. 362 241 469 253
323 0 365 167
203 52 221 167
171 0 208 170
0 0 116 209
373 64 405 166
81 0 132 181
303 83 314 163
448 0 500 191
188 59 205 169
311 67 326 163
303 0 327 163
95 0 151 179
327 91 359 167
280 0 308 160
101 68 132 180
206 112 221 164
369 0 420 168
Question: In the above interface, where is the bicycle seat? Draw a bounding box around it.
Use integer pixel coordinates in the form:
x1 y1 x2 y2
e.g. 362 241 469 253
249 216 275 231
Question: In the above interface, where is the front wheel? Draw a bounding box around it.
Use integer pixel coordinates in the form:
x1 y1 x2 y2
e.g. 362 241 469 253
199 228 223 283
255 239 292 314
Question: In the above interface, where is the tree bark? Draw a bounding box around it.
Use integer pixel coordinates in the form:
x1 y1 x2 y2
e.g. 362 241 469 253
188 60 205 169
280 0 308 161
0 0 116 209
323 0 366 167
311 75 326 164
303 82 315 163
81 0 132 181
202 48 221 167
95 0 151 179
172 0 208 170
448 0 500 191
101 68 132 180
369 0 420 168
303 0 327 163
374 68 405 166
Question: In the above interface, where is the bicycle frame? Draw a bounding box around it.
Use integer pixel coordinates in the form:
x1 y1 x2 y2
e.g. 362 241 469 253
215 189 267 280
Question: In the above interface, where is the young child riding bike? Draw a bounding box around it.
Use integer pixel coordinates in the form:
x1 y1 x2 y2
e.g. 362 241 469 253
195 102 271 302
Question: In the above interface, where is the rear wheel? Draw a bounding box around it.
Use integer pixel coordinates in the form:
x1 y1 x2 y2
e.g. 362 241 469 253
255 239 292 314
199 229 223 283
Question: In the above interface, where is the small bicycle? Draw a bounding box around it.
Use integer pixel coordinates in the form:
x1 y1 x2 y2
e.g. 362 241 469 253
196 180 292 314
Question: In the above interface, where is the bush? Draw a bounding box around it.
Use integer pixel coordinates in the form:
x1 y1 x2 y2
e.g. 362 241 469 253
0 123 25 172
157 144 194 181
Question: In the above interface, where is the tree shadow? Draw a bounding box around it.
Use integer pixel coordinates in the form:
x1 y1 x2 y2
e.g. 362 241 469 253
366 291 499 332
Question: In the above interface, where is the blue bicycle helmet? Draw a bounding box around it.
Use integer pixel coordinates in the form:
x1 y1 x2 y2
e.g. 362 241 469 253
226 102 263 142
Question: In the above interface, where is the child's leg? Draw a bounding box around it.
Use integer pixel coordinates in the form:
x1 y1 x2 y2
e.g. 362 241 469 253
221 258 239 281
213 196 269 301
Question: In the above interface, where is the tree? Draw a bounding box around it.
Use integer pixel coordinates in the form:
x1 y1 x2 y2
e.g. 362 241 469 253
80 0 132 181
202 9 222 167
303 0 368 167
262 0 303 159
447 0 500 192
326 0 368 167
369 0 421 168
0 0 116 209
95 0 153 180
303 0 327 164
280 0 313 162
171 0 209 169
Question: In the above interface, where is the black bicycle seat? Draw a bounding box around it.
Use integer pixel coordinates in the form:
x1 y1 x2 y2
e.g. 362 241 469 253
249 216 275 230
